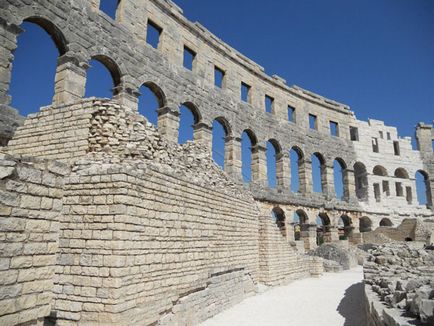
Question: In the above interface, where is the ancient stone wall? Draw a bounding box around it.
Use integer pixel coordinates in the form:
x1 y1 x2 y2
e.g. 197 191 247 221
54 158 259 325
0 152 66 325
257 202 323 285
1 0 431 226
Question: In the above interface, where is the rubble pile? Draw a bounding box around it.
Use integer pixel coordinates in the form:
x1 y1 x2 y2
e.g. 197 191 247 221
310 242 365 270
364 243 434 324
85 103 246 198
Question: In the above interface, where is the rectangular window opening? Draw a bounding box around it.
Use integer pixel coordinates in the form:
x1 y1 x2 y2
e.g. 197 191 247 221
183 46 196 71
395 182 403 197
309 114 317 130
431 139 434 152
350 126 359 141
330 121 339 137
265 95 274 114
379 131 384 139
387 132 391 140
372 137 379 153
214 66 225 89
406 186 412 204
374 183 381 202
241 82 251 103
288 106 296 123
382 180 390 197
99 0 120 20
393 141 400 156
146 20 162 49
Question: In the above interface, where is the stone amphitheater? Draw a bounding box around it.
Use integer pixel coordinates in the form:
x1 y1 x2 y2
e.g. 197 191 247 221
0 0 433 325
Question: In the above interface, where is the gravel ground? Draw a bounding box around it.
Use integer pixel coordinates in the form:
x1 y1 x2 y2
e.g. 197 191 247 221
200 266 366 326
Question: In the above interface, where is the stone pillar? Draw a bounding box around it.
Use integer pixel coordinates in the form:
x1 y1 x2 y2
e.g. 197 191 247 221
344 169 357 202
53 55 87 105
301 224 317 250
251 144 267 187
350 228 362 245
328 226 340 242
276 152 290 190
299 158 312 194
286 222 295 242
325 165 336 199
193 122 213 154
224 136 242 182
112 85 140 113
157 106 180 143
0 22 22 106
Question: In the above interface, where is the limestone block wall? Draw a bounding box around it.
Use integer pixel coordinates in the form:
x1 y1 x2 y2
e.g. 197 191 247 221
54 159 259 325
352 119 433 221
7 100 99 162
257 202 323 285
0 105 24 146
362 218 431 244
0 152 66 325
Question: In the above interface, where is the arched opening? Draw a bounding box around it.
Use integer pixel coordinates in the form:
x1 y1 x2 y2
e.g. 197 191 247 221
85 55 121 99
311 153 325 193
138 82 165 126
338 215 352 239
373 165 388 176
99 0 121 20
10 18 67 116
415 170 432 206
212 117 231 169
267 139 282 188
178 102 200 144
272 207 286 238
290 147 304 192
359 216 372 233
394 168 409 179
316 213 331 245
379 218 393 227
354 162 368 201
333 158 347 200
293 209 308 241
241 129 258 183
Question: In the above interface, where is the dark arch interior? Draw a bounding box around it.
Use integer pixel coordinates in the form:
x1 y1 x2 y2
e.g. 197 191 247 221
373 165 388 176
379 218 393 227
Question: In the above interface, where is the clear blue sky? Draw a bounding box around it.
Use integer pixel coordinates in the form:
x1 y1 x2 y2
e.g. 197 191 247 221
174 0 434 140
8 0 432 204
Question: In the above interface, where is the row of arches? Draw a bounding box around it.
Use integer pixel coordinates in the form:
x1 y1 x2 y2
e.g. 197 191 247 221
7 18 433 207
271 207 395 246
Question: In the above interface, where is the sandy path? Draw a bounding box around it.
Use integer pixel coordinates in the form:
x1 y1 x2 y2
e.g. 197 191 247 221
200 267 366 326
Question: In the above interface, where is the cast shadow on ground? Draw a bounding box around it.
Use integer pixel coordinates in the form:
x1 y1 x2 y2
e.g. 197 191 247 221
337 282 367 326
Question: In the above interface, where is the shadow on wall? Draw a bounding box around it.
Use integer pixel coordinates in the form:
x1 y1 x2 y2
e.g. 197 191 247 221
337 282 367 326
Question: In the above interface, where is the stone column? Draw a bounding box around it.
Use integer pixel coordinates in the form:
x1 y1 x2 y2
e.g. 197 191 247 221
0 22 22 106
251 144 267 187
301 224 317 250
325 164 336 199
157 106 180 143
112 85 140 114
344 169 357 202
328 226 340 242
276 152 290 190
299 158 312 194
224 136 242 182
53 55 87 106
286 222 295 242
193 122 213 154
